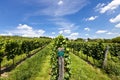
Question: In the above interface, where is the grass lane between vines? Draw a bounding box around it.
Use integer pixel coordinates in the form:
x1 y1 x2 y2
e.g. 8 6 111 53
70 53 111 80
0 44 51 80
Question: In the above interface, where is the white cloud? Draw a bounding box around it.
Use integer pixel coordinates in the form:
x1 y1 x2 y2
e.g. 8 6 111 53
70 33 79 36
106 32 118 35
84 27 90 31
106 32 113 35
97 0 120 13
58 0 63 5
52 32 55 34
85 34 89 36
95 3 106 9
54 19 79 34
37 30 45 34
2 24 45 37
115 23 120 28
59 31 63 34
19 29 45 37
96 30 107 34
26 0 88 17
0 32 13 36
67 32 79 39
59 29 71 34
51 18 78 35
64 30 71 34
86 16 98 21
17 24 32 30
56 20 77 35
49 36 55 38
55 19 79 31
56 22 75 30
109 14 120 23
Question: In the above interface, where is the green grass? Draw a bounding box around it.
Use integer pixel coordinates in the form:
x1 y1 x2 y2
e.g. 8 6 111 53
70 53 111 80
31 55 51 80
1 45 114 80
0 45 51 80
1 54 26 68
76 51 120 80
1 47 41 68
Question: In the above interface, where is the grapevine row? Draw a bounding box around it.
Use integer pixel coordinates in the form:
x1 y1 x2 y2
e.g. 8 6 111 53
50 35 71 80
68 41 120 76
0 38 51 75
68 41 120 61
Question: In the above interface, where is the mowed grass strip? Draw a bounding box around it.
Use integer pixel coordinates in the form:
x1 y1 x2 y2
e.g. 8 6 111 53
1 45 51 80
31 55 51 80
70 53 111 80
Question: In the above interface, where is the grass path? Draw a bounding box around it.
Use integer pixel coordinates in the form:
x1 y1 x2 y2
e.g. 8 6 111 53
0 45 51 80
33 55 51 80
70 53 111 80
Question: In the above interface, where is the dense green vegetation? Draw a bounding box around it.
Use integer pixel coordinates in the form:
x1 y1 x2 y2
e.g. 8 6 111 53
50 35 71 80
75 36 120 43
0 36 51 76
0 35 120 80
112 37 120 43
68 40 120 80
70 53 111 80
0 43 51 80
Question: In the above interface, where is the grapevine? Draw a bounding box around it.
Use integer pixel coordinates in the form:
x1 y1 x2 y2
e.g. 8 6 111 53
50 35 71 80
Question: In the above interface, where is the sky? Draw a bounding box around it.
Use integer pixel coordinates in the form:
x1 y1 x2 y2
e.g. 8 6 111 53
0 0 120 39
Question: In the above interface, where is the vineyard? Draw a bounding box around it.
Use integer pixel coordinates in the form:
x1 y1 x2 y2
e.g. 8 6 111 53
0 35 120 80
68 41 120 79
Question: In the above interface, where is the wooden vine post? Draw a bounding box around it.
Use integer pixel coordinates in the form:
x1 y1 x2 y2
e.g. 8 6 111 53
102 45 109 69
51 35 71 80
58 47 64 80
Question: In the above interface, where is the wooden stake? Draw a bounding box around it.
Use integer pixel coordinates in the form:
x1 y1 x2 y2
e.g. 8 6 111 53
58 57 64 80
102 45 109 69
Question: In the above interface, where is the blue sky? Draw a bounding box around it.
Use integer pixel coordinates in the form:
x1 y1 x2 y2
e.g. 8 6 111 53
0 0 120 39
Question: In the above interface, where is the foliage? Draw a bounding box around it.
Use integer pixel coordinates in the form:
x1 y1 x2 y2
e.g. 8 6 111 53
68 40 120 79
109 43 120 57
6 44 51 80
5 40 21 65
0 36 51 76
50 35 71 80
112 36 120 43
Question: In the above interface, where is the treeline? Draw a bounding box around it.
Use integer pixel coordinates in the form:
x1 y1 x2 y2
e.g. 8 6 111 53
74 36 120 43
